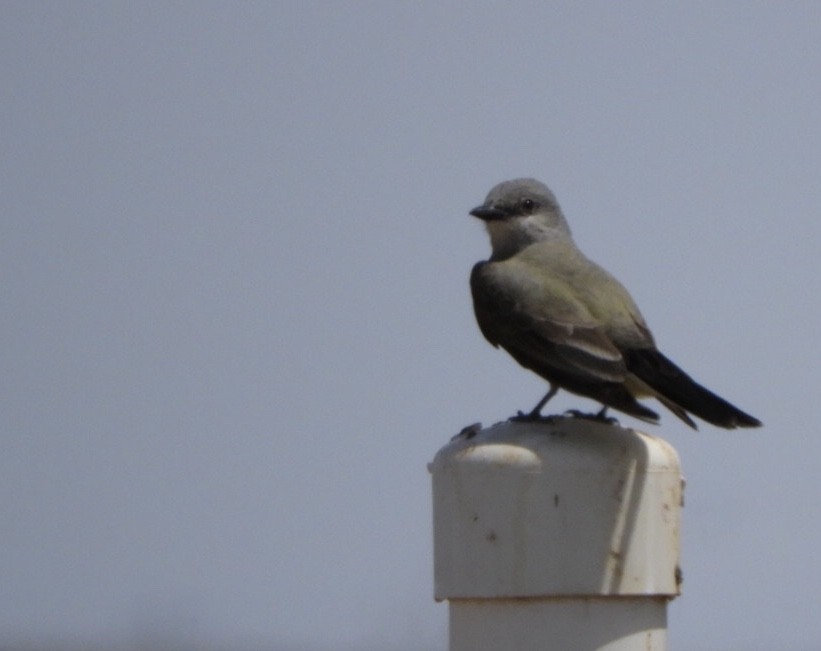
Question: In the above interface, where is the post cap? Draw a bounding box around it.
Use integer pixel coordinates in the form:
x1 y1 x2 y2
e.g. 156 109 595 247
431 418 682 599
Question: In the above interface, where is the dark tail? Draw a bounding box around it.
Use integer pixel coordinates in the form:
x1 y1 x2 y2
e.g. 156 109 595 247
625 349 762 429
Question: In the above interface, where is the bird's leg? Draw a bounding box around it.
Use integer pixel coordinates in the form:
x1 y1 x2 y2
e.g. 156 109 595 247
529 385 559 417
511 385 558 421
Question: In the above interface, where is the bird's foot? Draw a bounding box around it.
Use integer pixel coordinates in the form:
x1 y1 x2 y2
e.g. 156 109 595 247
564 408 620 426
509 410 558 424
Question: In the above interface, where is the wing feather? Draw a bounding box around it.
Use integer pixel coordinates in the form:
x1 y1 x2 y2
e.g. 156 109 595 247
471 261 627 384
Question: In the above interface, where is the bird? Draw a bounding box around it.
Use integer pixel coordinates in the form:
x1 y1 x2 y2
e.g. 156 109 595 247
468 177 761 430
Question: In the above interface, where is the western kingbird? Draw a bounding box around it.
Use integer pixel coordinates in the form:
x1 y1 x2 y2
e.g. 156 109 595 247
469 178 761 429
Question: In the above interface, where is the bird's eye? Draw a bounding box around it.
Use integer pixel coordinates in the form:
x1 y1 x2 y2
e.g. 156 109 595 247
520 198 536 213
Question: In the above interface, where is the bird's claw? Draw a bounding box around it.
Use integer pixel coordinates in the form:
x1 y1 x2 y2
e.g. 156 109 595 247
509 411 558 424
564 409 620 425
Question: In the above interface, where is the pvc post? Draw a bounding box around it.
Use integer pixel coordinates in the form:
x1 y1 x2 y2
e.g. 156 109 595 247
430 419 682 651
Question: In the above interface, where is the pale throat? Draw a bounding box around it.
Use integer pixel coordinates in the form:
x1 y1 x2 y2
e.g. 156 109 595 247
486 215 559 260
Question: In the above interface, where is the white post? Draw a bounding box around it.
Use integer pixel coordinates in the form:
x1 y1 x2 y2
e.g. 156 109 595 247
431 419 682 651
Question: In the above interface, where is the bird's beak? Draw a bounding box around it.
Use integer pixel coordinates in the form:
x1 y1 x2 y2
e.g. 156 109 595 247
470 205 508 221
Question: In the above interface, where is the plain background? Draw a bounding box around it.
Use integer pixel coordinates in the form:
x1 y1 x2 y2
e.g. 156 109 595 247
3 3 820 650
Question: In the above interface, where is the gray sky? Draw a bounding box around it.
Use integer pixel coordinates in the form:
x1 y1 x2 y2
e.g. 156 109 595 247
2 3 820 650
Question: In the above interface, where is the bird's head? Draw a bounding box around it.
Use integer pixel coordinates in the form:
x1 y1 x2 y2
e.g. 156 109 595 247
470 178 571 260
